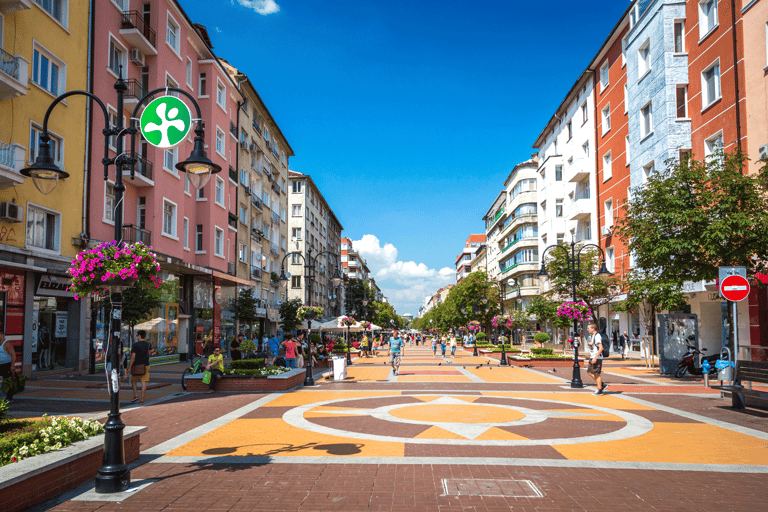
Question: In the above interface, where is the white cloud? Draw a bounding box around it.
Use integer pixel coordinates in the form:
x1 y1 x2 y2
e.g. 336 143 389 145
233 0 280 15
352 235 454 315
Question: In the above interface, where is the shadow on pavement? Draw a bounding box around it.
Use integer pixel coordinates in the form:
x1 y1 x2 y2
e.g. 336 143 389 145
200 441 364 456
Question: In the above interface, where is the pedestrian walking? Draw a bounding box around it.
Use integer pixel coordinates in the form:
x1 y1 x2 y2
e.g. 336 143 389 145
618 331 628 360
440 333 447 357
230 333 243 361
389 330 405 375
125 330 150 404
432 335 438 357
450 334 457 356
282 334 298 369
586 322 608 395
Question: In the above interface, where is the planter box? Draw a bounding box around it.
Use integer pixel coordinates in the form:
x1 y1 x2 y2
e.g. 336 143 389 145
0 426 146 512
186 368 306 392
478 349 521 361
507 355 584 367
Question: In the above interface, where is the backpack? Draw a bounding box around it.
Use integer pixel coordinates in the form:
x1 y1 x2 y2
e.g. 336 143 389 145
596 333 609 358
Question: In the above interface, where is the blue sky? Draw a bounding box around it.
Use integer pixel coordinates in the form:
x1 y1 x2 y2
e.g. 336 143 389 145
183 0 630 315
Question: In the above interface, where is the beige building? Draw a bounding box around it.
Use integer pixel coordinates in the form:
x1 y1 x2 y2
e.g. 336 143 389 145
287 171 343 318
743 0 768 176
223 61 293 334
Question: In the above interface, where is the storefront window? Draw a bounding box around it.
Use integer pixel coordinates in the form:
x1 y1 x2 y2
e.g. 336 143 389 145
31 296 68 370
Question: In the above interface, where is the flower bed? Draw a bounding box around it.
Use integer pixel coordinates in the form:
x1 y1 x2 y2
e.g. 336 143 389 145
0 424 145 512
185 367 307 392
1 415 103 466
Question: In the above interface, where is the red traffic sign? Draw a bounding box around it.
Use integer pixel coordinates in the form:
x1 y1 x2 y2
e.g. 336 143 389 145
720 274 750 302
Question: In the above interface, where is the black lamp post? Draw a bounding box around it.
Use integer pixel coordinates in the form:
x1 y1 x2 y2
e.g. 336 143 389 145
21 75 218 494
461 301 486 357
279 247 343 386
346 309 356 365
538 240 610 388
493 278 522 366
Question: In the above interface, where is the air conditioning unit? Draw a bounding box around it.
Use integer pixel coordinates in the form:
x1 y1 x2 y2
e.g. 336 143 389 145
239 140 248 149
0 202 22 222
129 48 145 66
244 186 251 196
759 144 768 161
601 225 612 236
249 143 257 153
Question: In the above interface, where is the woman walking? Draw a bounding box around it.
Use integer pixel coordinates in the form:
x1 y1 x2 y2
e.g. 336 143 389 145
440 333 447 357
432 335 438 357
450 333 457 356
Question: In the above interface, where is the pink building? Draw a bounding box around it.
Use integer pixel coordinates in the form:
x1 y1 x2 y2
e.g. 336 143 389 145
88 0 245 358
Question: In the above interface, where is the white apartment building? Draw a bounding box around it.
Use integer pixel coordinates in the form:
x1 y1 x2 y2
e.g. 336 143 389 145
455 234 486 283
533 71 598 292
482 191 507 283
287 171 344 319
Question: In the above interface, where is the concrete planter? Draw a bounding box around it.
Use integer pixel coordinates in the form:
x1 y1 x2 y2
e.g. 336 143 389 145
0 426 146 512
185 368 306 392
507 356 584 367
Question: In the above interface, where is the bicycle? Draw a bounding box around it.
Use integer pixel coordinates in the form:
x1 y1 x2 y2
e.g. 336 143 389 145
181 353 206 391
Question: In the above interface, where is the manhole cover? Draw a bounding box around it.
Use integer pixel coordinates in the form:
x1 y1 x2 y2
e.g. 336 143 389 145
441 478 543 497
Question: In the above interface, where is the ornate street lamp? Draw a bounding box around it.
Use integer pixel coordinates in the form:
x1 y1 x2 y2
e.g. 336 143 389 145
21 75 217 494
493 278 522 366
538 239 610 388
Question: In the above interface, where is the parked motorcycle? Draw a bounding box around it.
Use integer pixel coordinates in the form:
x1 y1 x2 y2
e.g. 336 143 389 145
675 345 719 378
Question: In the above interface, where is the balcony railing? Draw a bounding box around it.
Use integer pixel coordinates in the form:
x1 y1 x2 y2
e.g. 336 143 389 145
229 121 238 138
229 166 237 182
228 262 235 275
251 197 262 210
121 10 157 48
135 155 153 180
124 78 145 102
0 140 19 170
0 48 20 80
271 211 280 224
271 243 279 255
250 267 261 280
123 225 151 246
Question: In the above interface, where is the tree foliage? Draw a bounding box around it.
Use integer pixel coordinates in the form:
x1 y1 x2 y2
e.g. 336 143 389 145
344 278 376 322
279 298 302 333
234 288 259 337
120 285 162 341
413 272 499 333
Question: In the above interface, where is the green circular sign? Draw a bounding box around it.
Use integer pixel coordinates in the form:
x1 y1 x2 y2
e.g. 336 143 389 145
139 96 192 149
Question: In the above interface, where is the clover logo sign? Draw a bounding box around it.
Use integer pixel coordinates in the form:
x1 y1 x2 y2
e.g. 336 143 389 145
139 96 192 149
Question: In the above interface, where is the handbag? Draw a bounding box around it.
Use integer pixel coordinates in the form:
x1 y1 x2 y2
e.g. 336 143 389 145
202 371 212 385
131 364 146 376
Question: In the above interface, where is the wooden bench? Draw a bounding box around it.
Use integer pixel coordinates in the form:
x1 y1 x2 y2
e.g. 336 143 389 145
711 360 768 409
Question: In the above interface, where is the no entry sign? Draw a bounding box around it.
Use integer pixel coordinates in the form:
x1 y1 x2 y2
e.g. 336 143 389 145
720 274 750 302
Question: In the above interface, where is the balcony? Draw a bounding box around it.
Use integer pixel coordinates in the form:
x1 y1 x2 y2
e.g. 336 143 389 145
500 261 539 275
122 225 151 246
271 211 280 224
229 121 238 139
228 262 235 275
251 227 262 240
251 197 262 211
0 141 25 189
229 166 237 182
123 79 145 105
228 212 238 230
120 11 158 55
122 156 153 187
569 198 592 221
501 236 537 254
501 213 537 236
270 243 279 256
271 181 280 194
568 168 591 183
250 267 261 281
0 48 29 101
0 0 31 14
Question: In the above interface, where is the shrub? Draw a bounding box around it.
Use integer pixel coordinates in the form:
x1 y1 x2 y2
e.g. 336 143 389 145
239 339 256 354
333 343 347 351
2 416 103 466
475 341 490 347
0 399 8 422
310 333 322 345
230 359 265 370
486 345 519 352
336 337 345 343
533 333 551 344
223 366 289 377
530 347 554 356
476 332 487 341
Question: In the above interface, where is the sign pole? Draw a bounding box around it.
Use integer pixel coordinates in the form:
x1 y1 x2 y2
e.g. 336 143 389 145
732 300 738 387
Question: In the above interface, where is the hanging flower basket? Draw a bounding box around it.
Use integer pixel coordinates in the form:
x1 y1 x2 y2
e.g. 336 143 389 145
361 321 372 330
67 241 162 300
297 305 323 321
556 301 592 321
340 315 356 327
492 315 510 328
468 320 481 331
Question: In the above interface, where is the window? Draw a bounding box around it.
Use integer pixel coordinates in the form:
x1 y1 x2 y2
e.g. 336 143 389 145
186 58 192 86
107 107 119 150
166 12 180 53
292 204 301 217
162 199 177 238
198 73 207 97
674 21 685 53
291 276 301 288
640 102 652 138
104 182 116 222
625 135 630 165
196 224 203 252
699 0 718 39
216 80 226 108
165 73 179 98
704 131 724 161
701 60 721 108
164 147 178 173
215 176 224 206
292 181 302 193
32 45 63 96
509 178 536 201
555 199 563 218
601 104 611 134
603 151 612 181
581 102 588 123
606 247 615 273
638 40 651 79
629 4 638 27
196 183 204 199
34 0 65 24
239 243 247 263
29 125 62 166
642 162 654 184
555 165 562 181
582 141 589 158
604 199 614 227
567 121 572 140
292 227 302 240
185 173 190 194
239 204 247 224
621 35 628 66
183 218 189 249
26 204 60 252
280 207 286 222
556 233 565 245
215 127 225 156
214 227 224 257
108 37 126 76
600 61 609 90
623 84 628 113
676 85 688 118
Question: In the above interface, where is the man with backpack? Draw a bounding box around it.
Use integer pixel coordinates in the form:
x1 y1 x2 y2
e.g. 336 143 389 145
586 322 608 395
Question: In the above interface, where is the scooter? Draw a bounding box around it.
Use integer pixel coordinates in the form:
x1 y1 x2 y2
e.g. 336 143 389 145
675 345 719 378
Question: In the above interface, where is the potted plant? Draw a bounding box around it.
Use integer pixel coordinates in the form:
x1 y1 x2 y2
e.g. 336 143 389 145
67 241 162 299
297 305 323 321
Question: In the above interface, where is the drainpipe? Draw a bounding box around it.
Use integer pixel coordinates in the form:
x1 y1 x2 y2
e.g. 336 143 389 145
84 0 95 244
730 0 742 152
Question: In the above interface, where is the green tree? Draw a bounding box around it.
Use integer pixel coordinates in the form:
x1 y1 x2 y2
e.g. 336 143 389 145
234 288 259 338
279 298 302 333
444 271 499 332
344 279 376 321
120 286 162 343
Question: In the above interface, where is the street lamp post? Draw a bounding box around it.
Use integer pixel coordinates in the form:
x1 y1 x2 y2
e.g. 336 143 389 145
346 309 356 365
461 301 486 357
538 240 610 388
21 75 219 494
493 278 522 366
279 248 343 386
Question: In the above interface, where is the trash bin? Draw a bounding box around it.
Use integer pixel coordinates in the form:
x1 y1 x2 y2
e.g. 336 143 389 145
332 356 347 380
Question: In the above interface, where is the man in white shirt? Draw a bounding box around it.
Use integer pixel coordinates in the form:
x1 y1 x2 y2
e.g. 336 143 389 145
586 322 608 395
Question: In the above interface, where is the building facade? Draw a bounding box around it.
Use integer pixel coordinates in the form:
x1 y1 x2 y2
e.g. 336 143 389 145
455 234 486 283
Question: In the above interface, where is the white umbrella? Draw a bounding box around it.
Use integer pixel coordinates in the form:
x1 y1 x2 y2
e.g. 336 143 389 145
316 316 365 332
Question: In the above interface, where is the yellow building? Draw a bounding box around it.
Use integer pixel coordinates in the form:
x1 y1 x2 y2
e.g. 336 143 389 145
0 0 90 374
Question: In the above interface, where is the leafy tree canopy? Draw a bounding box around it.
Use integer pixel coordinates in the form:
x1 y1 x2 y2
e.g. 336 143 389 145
279 298 302 332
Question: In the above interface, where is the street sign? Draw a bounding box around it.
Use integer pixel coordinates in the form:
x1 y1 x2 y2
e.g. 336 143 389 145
719 266 747 281
139 96 192 149
720 274 750 302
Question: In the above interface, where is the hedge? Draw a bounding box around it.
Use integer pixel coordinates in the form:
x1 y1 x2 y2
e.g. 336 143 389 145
230 359 265 370
530 347 554 356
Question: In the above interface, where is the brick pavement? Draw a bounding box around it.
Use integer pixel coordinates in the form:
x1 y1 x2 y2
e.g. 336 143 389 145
10 346 768 511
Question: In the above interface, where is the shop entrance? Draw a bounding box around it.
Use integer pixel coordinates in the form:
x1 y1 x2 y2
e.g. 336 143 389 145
31 296 69 370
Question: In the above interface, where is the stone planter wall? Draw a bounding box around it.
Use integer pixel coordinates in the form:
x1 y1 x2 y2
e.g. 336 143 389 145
186 368 306 392
507 356 584 367
478 349 522 361
0 426 146 512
